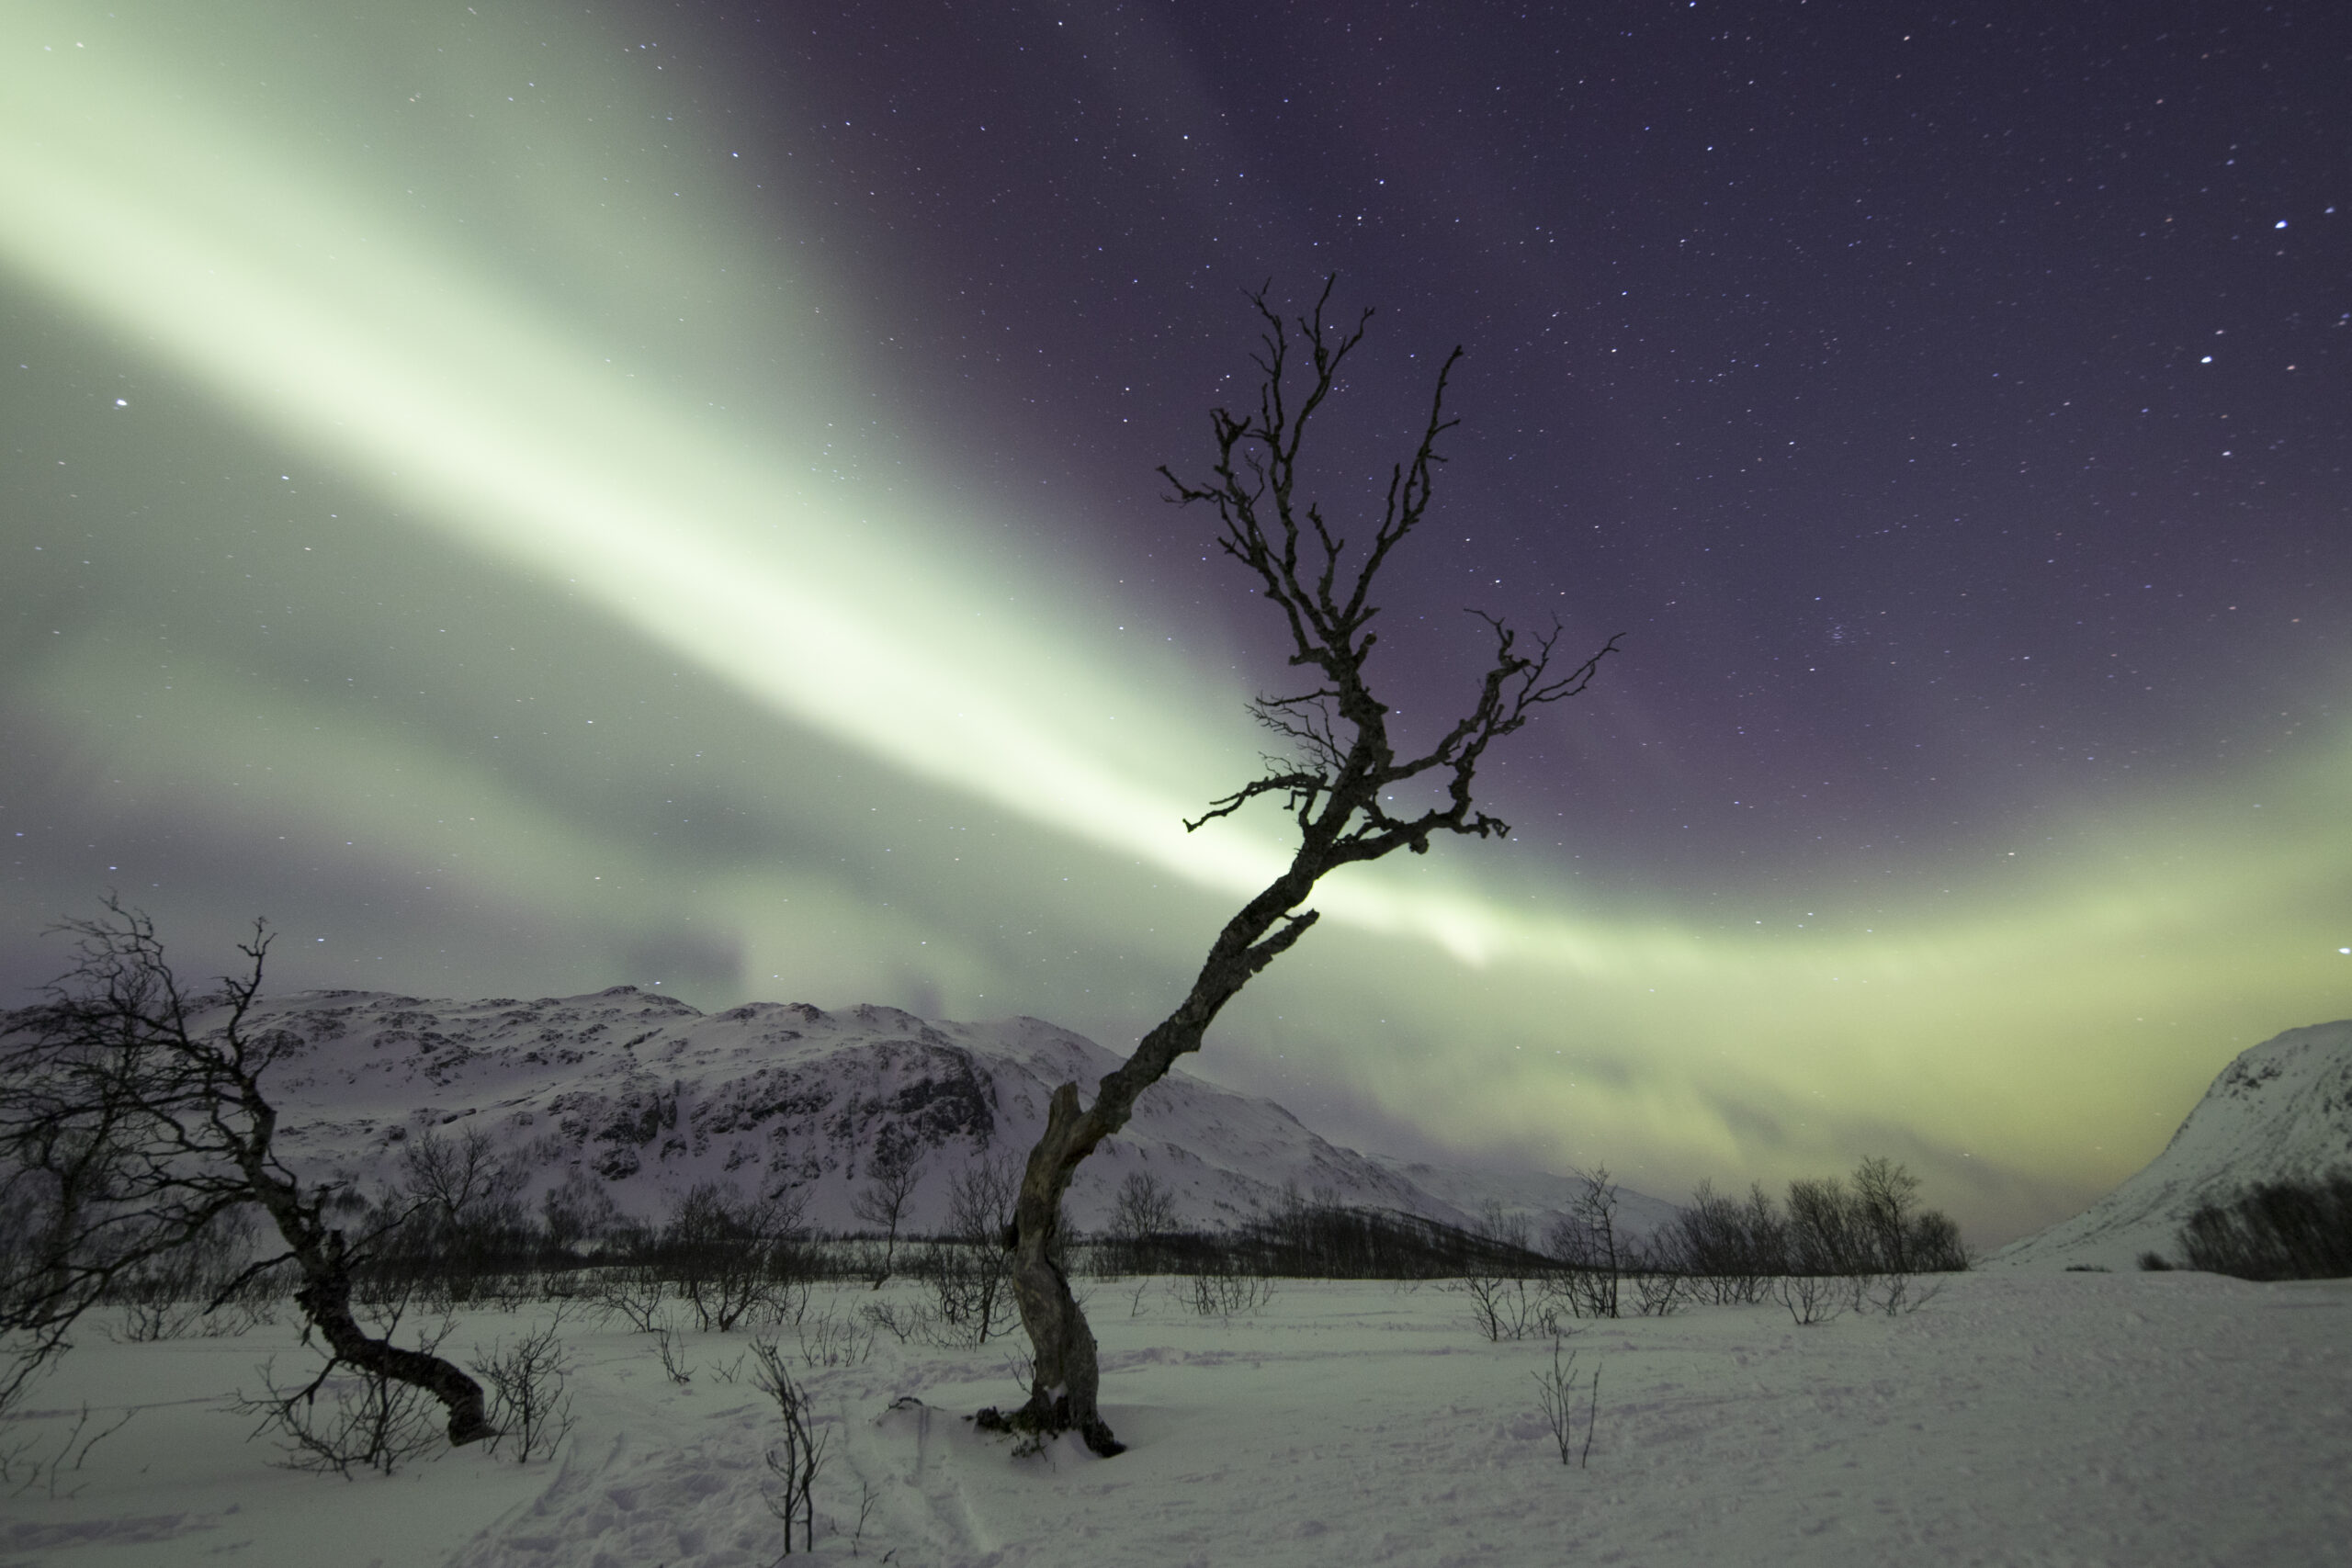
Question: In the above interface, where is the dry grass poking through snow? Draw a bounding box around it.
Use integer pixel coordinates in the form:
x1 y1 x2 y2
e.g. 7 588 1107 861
4 1270 2347 1566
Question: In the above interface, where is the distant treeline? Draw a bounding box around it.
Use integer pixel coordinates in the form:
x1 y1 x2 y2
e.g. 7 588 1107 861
1664 1159 1971 1279
1117 1156 1970 1283
17 1133 1976 1340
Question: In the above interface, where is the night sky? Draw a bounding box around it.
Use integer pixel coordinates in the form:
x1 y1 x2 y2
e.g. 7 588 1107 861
5 0 2346 1245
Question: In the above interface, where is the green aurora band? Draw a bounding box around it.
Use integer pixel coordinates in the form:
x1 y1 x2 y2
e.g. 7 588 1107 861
5 2 2347 1242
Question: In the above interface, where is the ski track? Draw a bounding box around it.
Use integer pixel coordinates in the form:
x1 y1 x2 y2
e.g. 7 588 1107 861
5 1273 2346 1567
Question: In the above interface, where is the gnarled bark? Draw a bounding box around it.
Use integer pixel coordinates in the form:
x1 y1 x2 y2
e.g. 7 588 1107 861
240 1143 495 1446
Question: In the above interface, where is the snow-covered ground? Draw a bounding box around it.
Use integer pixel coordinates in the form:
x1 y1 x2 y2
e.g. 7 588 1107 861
6 1269 2346 1566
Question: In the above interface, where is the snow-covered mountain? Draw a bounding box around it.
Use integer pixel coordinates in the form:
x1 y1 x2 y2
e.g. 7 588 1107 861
1993 1018 2352 1271
192 986 1665 1240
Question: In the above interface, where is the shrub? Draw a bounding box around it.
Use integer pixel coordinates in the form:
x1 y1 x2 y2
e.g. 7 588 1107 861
2177 1173 2352 1281
1662 1157 1968 1288
1531 1335 1599 1468
1449 1274 1553 1340
471 1321 575 1462
922 1156 1022 1348
655 1183 810 1331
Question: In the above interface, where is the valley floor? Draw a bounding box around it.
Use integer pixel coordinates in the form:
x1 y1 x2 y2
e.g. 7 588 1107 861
4 1269 2346 1567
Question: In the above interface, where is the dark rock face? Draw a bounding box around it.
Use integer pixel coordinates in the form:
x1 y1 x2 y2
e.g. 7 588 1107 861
226 989 1040 1223
840 1043 998 1146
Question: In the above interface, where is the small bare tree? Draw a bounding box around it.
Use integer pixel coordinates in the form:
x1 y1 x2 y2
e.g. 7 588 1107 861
1544 1166 1626 1319
1108 1169 1178 1275
662 1181 806 1332
0 902 493 1445
849 1140 925 1287
1785 1176 1864 1277
929 1156 1020 1347
1849 1155 1921 1274
471 1321 575 1463
991 279 1619 1454
751 1337 827 1555
1532 1335 1599 1468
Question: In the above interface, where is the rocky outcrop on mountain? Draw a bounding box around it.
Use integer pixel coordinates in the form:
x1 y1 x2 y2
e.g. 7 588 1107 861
1993 1019 2352 1271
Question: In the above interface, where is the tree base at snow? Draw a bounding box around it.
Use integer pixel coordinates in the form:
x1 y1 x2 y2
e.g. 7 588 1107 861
971 1394 1125 1459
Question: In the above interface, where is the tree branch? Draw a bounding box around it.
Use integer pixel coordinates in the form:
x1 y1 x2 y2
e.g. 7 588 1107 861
0 902 493 1445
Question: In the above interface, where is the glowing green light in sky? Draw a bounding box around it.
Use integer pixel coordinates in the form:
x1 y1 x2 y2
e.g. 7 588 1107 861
0 0 1597 970
0 5 1289 895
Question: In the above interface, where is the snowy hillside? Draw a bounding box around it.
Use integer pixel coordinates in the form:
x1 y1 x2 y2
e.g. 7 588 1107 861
194 986 1664 1240
1994 1018 2352 1271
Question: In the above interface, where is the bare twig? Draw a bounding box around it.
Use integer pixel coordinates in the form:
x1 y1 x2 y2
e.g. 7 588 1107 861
655 1325 693 1384
1531 1336 1601 1469
751 1338 827 1555
853 1477 882 1555
471 1322 574 1462
1583 1363 1600 1469
5 1402 136 1499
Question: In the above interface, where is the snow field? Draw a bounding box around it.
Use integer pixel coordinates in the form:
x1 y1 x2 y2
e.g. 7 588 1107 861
5 1270 2346 1567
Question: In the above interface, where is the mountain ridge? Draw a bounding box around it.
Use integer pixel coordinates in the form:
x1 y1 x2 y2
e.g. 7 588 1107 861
158 985 1671 1242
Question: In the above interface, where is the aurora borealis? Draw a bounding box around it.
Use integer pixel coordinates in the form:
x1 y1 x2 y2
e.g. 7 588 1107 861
4 1 2346 1245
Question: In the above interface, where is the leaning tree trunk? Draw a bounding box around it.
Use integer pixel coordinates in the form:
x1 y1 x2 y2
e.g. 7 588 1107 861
233 1075 496 1445
987 276 1619 1456
287 1231 496 1445
997 874 1319 1456
2 904 498 1449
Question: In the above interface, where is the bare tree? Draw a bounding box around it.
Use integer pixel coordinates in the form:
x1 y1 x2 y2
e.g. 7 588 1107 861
752 1337 828 1554
1784 1176 1863 1277
1532 1335 1599 1468
849 1139 925 1287
662 1181 807 1332
1108 1168 1179 1276
362 1127 534 1307
929 1155 1021 1347
1476 1198 1532 1254
1544 1166 1626 1319
0 902 493 1445
989 280 1619 1455
471 1320 575 1463
1849 1155 1921 1274
541 1166 623 1258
